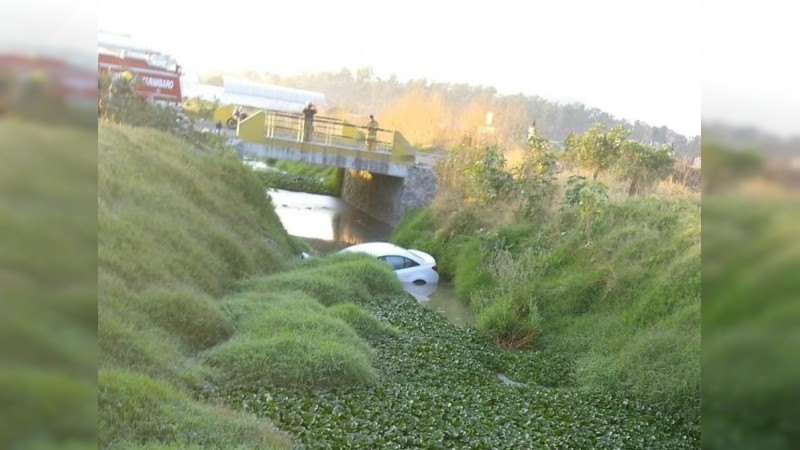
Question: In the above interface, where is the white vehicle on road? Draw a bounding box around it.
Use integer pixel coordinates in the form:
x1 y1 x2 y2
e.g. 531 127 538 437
339 242 439 285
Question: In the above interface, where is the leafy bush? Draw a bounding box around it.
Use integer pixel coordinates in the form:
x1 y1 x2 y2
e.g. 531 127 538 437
563 175 609 244
562 123 627 179
464 145 516 202
513 130 559 217
269 159 344 196
614 141 675 195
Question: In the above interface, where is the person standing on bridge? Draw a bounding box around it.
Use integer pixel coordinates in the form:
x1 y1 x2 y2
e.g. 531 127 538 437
302 101 317 142
365 115 379 152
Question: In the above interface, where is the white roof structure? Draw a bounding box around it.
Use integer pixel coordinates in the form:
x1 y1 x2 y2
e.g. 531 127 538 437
98 31 179 71
182 77 326 113
182 83 224 101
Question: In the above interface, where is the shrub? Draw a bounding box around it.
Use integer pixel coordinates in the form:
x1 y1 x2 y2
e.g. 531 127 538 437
464 146 516 203
614 141 675 195
562 123 627 179
563 175 609 245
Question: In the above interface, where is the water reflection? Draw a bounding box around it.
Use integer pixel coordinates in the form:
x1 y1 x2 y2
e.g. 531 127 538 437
268 189 392 245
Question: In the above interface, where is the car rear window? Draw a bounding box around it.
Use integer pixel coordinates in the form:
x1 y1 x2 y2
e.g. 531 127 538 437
380 255 420 270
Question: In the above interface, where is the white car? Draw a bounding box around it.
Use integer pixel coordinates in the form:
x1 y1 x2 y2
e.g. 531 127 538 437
339 242 439 285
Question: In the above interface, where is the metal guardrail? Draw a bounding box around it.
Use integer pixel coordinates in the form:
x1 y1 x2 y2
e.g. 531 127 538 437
218 104 416 164
261 109 394 153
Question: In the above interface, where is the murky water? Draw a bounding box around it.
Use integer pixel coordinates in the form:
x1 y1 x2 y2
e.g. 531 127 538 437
268 189 393 246
268 188 475 326
413 282 475 326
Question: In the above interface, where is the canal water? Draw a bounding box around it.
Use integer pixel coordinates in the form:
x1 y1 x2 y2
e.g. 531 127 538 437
268 188 475 326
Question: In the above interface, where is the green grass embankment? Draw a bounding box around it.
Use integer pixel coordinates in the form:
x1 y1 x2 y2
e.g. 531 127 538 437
702 195 800 449
98 122 390 448
393 194 700 427
1 119 97 448
97 120 698 448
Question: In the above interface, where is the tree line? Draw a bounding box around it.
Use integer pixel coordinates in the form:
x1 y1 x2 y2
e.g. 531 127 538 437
200 66 700 158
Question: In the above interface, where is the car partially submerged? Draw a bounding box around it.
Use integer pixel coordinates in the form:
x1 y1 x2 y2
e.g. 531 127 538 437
339 242 439 285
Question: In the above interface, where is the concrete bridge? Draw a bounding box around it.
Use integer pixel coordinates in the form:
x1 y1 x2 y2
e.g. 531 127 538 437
217 105 437 226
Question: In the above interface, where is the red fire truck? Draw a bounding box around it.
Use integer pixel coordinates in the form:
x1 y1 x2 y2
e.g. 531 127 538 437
98 32 182 103
1 52 97 114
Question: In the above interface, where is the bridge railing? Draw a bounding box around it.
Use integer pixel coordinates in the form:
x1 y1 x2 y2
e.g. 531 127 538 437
226 105 415 164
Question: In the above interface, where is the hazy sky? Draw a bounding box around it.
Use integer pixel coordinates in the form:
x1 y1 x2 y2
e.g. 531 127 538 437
702 0 800 139
99 0 700 136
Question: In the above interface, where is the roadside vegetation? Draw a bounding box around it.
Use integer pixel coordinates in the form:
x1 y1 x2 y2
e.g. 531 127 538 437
97 81 698 447
701 141 800 450
99 121 298 448
1 119 96 448
393 126 700 429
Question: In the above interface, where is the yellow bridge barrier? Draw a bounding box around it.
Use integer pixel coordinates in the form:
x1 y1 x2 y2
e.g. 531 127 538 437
216 105 416 165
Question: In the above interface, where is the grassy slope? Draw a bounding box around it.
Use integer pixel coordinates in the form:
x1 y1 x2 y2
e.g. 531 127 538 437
98 122 408 448
702 195 800 449
393 194 700 426
98 121 449 449
98 122 299 448
99 122 297 380
0 119 97 447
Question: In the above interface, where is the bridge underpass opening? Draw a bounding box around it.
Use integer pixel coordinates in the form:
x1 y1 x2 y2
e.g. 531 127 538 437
224 104 438 225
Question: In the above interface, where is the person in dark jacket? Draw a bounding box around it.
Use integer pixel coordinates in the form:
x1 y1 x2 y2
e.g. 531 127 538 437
301 102 317 142
365 115 379 151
